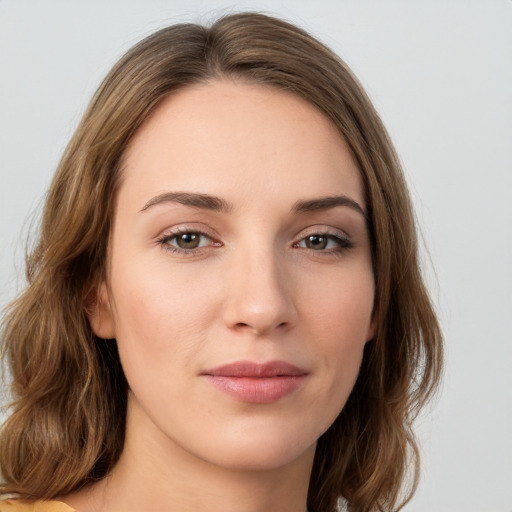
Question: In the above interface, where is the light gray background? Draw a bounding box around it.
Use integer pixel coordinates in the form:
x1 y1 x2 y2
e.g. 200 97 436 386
1 1 511 510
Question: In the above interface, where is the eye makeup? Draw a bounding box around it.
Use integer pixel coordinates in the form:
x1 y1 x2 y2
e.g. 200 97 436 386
155 225 355 258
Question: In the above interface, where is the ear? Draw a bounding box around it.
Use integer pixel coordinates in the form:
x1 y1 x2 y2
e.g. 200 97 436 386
86 280 116 339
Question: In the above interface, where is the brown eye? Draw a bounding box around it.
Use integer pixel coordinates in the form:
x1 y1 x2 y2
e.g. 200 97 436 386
174 233 204 249
305 235 327 250
158 231 214 252
295 232 354 253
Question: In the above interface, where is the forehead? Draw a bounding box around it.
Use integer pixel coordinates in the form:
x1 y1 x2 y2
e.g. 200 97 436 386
119 79 364 210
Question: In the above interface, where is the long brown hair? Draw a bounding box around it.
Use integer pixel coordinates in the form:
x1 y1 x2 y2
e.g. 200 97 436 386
0 12 442 512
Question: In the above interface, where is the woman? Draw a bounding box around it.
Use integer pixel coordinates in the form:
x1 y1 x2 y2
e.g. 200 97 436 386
0 12 442 512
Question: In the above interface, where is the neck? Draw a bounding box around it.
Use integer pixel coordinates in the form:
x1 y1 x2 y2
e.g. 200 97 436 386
63 393 314 512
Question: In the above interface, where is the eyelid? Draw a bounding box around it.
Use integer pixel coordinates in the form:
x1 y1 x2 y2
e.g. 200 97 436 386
156 224 222 255
156 222 219 240
154 223 354 256
295 225 351 242
292 225 355 252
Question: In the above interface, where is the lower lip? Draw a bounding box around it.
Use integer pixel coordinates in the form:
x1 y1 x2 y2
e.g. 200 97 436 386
204 375 306 403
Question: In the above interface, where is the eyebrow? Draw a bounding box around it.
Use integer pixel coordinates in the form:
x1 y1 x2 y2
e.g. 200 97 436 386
140 192 233 213
292 195 367 219
140 191 366 218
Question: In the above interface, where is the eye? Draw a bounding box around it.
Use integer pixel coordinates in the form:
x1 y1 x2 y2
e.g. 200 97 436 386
295 232 354 252
172 232 206 249
157 229 219 253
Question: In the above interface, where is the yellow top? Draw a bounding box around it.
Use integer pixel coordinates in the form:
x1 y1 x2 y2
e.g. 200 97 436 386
0 500 75 512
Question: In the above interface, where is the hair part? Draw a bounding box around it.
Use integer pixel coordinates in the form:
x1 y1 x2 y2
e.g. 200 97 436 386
0 12 442 512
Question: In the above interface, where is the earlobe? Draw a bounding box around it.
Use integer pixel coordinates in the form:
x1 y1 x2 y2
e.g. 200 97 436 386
86 281 116 339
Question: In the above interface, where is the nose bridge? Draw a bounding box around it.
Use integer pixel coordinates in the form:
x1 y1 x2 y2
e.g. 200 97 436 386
224 238 295 335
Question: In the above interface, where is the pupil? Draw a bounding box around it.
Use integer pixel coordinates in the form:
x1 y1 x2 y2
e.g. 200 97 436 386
307 235 327 250
177 233 200 249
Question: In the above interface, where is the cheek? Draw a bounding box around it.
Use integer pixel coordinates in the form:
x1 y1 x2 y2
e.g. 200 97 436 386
299 264 374 402
108 259 222 372
300 259 374 341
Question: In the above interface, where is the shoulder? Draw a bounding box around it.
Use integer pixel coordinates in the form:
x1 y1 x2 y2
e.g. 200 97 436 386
0 500 76 512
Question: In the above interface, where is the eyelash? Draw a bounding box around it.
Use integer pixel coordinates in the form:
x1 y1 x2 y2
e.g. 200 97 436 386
293 231 355 254
156 228 355 256
156 228 220 255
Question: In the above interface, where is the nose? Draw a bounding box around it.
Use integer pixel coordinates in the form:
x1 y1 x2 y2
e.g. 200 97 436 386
222 245 297 336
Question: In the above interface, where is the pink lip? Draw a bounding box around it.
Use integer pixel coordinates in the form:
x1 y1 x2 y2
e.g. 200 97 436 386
202 360 308 404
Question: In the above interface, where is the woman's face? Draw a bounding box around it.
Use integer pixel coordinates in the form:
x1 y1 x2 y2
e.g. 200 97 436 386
92 80 375 471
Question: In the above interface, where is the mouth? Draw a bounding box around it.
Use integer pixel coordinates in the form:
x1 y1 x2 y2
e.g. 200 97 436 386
201 360 308 404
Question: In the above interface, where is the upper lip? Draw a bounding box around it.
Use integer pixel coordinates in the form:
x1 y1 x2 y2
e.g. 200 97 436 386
202 360 308 378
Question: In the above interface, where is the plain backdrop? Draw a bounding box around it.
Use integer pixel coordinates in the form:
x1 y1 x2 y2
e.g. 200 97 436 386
1 1 511 510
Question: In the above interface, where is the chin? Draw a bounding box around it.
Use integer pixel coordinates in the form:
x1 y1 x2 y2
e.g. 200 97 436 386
209 442 315 472
188 420 320 472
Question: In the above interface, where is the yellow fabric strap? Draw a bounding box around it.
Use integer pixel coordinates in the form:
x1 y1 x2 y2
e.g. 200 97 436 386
0 500 75 512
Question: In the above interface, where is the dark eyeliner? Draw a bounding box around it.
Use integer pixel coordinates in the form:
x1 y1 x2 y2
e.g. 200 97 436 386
294 230 356 254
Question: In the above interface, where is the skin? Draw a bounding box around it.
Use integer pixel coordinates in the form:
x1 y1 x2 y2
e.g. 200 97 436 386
64 79 375 512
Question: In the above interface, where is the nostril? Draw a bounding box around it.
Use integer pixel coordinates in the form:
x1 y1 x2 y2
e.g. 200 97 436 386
232 320 289 335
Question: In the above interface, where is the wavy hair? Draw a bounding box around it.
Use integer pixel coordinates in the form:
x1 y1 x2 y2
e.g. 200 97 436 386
0 12 442 512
